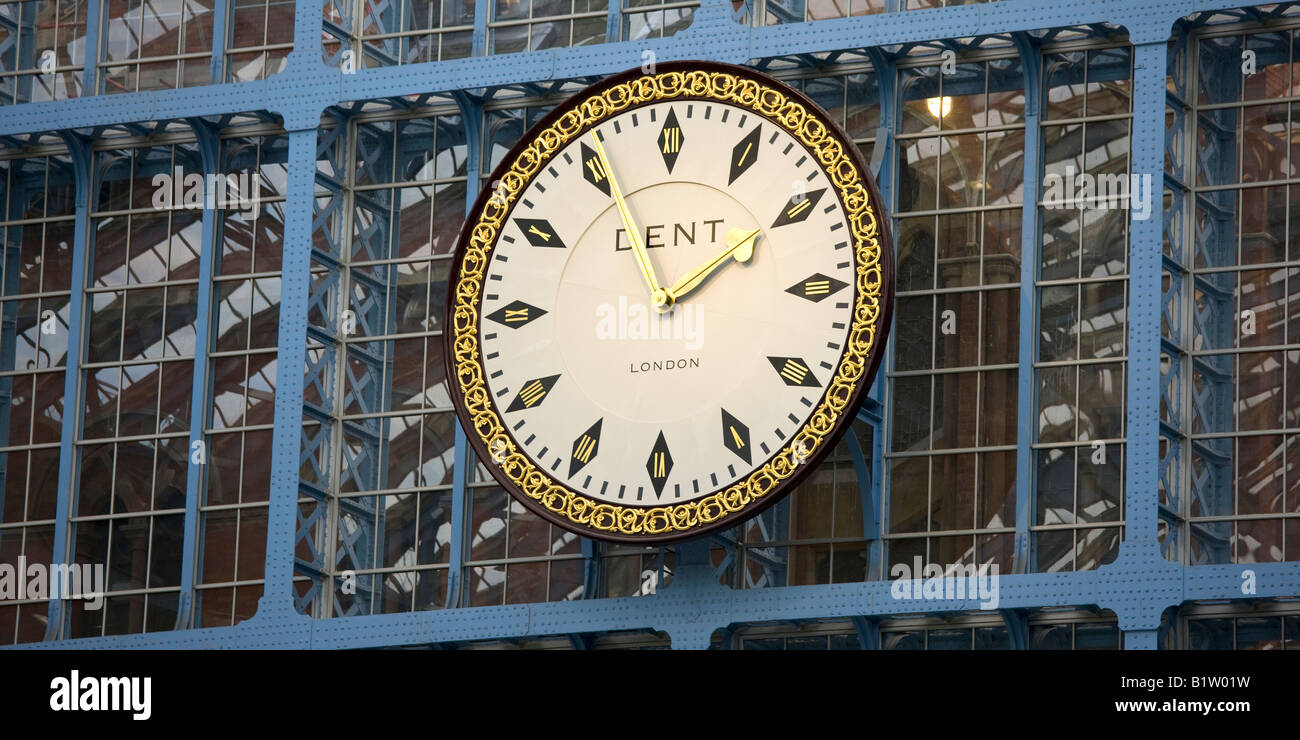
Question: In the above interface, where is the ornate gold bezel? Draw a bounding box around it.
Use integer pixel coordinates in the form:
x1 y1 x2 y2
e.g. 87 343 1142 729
446 61 892 543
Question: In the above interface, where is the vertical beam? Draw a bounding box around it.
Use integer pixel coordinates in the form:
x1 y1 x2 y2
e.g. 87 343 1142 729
1121 41 1168 550
174 121 220 629
472 0 492 56
1000 607 1028 649
1116 31 1181 648
81 0 102 95
0 178 14 516
1156 605 1176 648
1012 33 1040 575
866 405 884 578
864 47 894 575
847 415 881 578
851 615 879 649
269 0 332 622
208 0 231 84
1123 628 1158 650
296 0 329 63
446 421 469 607
258 127 319 618
12 1 36 103
43 134 91 641
606 0 622 45
865 49 895 200
446 91 483 609
673 537 711 574
580 537 599 597
665 537 722 648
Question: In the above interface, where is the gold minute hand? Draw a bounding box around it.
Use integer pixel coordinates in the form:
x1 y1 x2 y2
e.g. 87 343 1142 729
666 227 761 302
587 130 665 304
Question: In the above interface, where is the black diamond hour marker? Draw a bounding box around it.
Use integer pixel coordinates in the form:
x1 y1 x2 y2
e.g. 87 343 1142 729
767 356 820 388
580 142 611 197
486 300 547 328
515 218 566 248
646 431 673 499
569 418 602 478
721 408 751 464
729 126 761 185
786 273 849 303
771 188 826 228
658 108 684 173
505 374 560 412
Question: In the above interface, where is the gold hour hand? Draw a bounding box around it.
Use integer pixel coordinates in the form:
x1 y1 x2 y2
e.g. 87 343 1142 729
665 227 761 303
587 130 664 303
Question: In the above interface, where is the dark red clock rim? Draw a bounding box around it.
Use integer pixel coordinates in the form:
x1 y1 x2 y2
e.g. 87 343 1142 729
444 59 895 545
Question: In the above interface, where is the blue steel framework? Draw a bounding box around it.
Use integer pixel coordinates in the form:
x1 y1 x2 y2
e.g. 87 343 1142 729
0 0 1298 650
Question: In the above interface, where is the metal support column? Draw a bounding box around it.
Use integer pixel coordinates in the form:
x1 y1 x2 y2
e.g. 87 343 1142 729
1113 37 1181 650
174 120 222 628
255 0 333 631
606 0 623 45
472 0 492 56
41 134 90 641
864 46 895 576
81 0 101 95
446 91 484 609
1012 32 1041 575
208 0 231 83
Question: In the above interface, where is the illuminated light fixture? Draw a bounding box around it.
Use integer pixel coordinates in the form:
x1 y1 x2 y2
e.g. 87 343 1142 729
926 95 953 119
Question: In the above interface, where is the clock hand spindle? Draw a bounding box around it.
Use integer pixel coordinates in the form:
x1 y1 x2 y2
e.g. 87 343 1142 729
665 227 761 303
587 130 670 311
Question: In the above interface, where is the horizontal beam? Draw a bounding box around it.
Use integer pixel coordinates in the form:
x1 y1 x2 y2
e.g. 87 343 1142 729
0 0 1262 138
8 560 1298 649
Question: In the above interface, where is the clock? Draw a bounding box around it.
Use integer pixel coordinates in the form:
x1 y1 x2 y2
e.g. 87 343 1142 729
445 61 893 544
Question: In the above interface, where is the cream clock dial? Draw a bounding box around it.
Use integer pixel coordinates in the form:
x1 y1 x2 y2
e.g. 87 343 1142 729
447 62 893 543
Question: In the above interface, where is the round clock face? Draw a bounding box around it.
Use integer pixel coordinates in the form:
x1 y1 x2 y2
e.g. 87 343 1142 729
446 61 893 543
